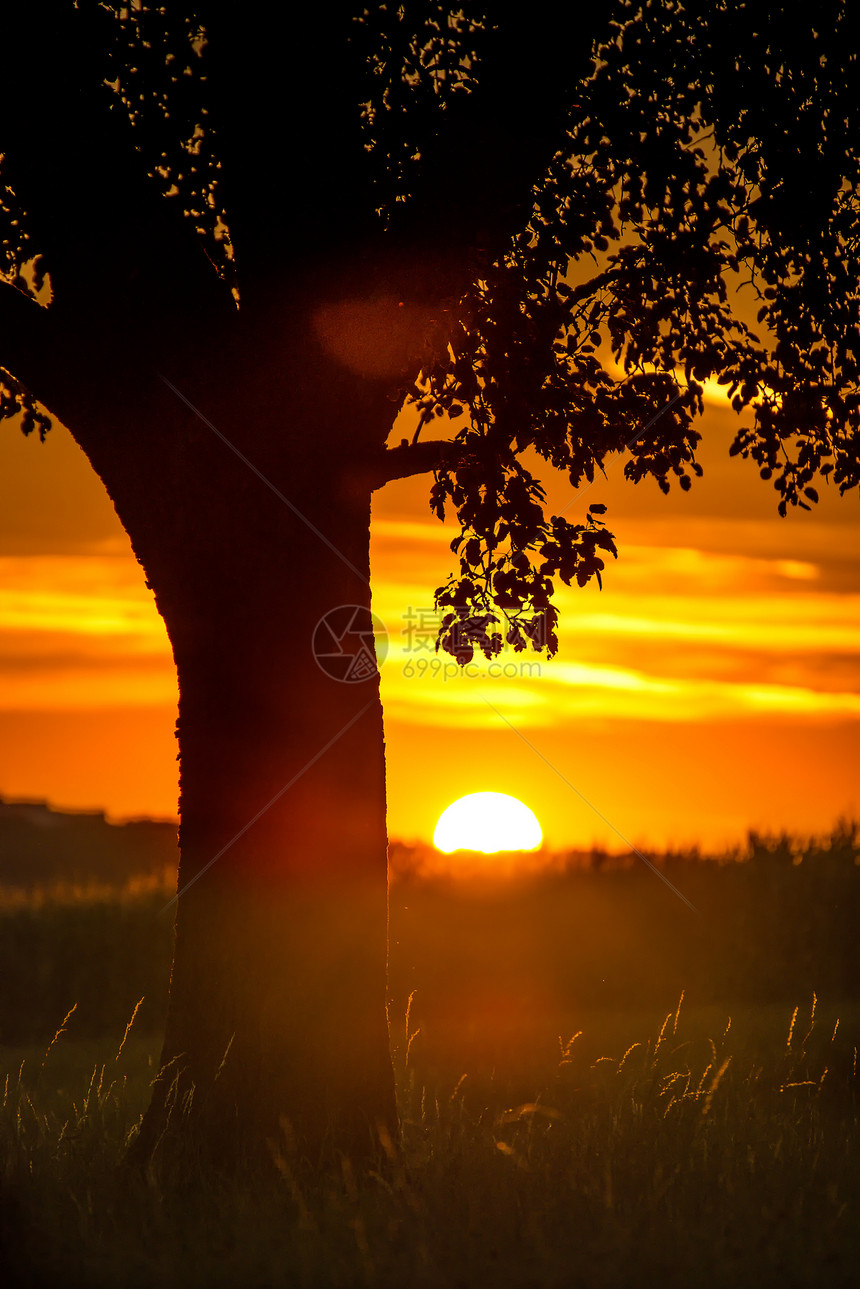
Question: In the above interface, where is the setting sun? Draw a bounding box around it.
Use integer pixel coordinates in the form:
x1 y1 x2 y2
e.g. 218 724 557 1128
433 792 543 854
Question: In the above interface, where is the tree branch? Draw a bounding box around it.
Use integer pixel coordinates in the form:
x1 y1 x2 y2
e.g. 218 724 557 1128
385 8 606 267
0 283 53 390
0 5 225 328
370 438 461 491
202 3 378 289
203 7 606 304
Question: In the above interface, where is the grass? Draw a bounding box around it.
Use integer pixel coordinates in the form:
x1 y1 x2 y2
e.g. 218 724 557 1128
0 828 858 1286
1 993 857 1288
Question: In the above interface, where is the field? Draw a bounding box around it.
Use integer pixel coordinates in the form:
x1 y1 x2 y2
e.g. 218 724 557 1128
1 826 858 1287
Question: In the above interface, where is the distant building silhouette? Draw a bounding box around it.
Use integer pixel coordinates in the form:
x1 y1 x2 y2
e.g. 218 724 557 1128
0 795 177 889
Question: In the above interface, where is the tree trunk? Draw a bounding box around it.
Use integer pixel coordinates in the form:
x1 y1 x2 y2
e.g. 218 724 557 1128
142 490 395 1171
31 299 403 1171
147 397 397 1170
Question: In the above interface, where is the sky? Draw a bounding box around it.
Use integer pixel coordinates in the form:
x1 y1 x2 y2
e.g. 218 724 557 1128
0 385 858 854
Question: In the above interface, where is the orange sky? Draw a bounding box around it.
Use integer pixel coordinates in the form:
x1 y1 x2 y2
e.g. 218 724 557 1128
0 386 858 853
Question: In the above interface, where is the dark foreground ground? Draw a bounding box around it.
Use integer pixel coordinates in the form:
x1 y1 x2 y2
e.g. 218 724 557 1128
0 826 858 1287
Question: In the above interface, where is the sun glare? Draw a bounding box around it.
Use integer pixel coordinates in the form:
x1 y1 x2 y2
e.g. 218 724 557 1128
433 792 543 854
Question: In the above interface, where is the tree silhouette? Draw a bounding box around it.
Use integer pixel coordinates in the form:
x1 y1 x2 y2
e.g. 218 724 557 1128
1 2 857 1168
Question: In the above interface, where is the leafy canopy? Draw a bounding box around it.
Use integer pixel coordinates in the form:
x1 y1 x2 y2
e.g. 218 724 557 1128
1 2 858 663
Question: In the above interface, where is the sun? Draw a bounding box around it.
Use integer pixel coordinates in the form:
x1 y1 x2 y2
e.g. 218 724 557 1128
433 792 543 854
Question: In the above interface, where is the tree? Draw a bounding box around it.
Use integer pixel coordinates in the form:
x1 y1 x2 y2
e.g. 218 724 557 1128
1 2 857 1169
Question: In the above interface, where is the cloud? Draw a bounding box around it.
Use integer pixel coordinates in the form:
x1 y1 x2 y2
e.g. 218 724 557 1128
370 519 860 731
0 555 163 634
0 555 174 710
